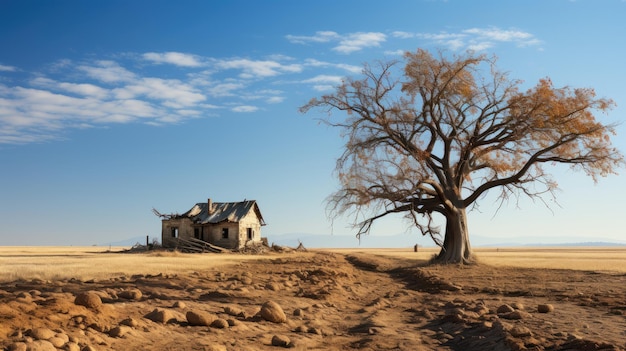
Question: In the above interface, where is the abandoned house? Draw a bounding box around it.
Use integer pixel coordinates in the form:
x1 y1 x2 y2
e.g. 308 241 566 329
159 198 266 250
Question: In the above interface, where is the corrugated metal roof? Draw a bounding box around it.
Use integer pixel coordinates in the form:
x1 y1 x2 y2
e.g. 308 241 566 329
177 200 266 225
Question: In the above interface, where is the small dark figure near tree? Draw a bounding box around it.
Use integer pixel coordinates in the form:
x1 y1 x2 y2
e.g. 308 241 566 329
301 49 623 264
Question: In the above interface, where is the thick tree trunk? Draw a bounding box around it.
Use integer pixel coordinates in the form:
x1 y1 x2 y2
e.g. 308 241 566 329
434 208 473 264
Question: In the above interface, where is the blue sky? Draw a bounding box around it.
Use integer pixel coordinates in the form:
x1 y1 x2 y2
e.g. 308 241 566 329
1 0 625 246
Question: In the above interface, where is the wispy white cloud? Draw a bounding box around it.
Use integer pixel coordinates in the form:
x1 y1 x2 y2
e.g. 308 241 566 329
394 27 541 51
78 60 136 83
232 105 259 113
304 59 361 74
143 52 204 67
31 77 109 99
266 96 285 104
288 31 387 54
205 82 247 97
285 31 340 44
384 49 407 56
0 64 17 72
112 77 205 108
302 75 344 85
216 58 302 79
335 32 387 54
300 75 345 92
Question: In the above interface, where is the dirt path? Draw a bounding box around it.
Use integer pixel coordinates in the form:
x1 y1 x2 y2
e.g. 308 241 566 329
1 252 625 350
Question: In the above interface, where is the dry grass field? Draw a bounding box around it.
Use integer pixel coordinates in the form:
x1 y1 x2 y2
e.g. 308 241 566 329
0 246 270 283
2 246 625 283
1 245 625 350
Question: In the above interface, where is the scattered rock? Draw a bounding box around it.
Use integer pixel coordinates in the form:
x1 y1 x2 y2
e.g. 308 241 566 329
120 317 139 327
210 318 229 329
260 301 287 323
28 328 55 340
81 346 97 351
47 337 66 348
509 325 533 338
186 311 216 326
497 304 515 314
224 305 245 318
65 342 81 351
118 289 142 300
205 346 227 351
308 326 322 335
293 308 305 317
25 340 56 351
108 326 131 338
6 342 27 351
144 308 177 324
74 292 102 310
271 335 293 348
172 301 186 309
265 282 281 291
473 304 490 316
537 304 554 313
511 302 524 310
502 310 532 320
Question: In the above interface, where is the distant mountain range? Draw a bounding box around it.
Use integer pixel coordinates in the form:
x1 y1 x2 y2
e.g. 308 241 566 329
101 233 626 249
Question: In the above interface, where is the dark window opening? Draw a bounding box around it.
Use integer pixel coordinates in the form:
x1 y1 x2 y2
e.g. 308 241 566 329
194 228 200 239
222 228 229 239
171 227 179 238
247 228 253 240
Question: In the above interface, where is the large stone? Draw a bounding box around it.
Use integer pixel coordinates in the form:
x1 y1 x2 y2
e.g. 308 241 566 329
144 308 177 324
271 335 292 348
28 328 55 340
74 292 102 310
120 317 138 327
210 318 229 329
108 326 131 338
6 343 27 351
496 304 515 314
260 301 287 323
47 337 66 348
502 310 532 320
224 305 245 318
118 289 142 300
25 340 56 351
510 325 532 337
538 304 554 313
186 311 215 326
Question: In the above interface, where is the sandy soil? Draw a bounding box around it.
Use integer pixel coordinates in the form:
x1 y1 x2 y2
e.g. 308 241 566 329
1 249 625 350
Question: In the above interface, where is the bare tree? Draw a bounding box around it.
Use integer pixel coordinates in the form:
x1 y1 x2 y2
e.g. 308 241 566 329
301 49 623 264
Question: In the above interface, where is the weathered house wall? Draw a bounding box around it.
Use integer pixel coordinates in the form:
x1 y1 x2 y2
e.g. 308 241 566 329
238 210 262 246
161 218 194 248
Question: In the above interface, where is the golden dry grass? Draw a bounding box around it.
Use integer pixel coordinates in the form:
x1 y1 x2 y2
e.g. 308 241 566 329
0 246 282 282
323 246 626 272
1 245 625 282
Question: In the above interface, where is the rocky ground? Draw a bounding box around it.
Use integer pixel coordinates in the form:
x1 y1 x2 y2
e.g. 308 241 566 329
1 251 625 350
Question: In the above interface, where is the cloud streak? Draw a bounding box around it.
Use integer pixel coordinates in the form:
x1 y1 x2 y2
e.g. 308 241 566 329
287 31 387 54
0 64 17 72
143 52 204 67
392 26 541 51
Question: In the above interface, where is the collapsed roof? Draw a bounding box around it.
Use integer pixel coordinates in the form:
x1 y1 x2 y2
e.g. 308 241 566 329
176 200 266 225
